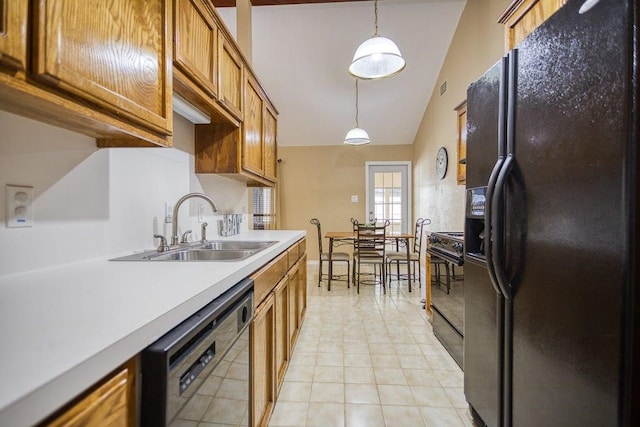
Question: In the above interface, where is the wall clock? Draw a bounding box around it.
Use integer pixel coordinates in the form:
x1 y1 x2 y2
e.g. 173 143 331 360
436 147 448 179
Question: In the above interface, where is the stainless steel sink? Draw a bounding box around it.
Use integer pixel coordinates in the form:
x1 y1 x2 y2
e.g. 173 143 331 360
153 249 257 261
110 240 277 262
201 241 277 251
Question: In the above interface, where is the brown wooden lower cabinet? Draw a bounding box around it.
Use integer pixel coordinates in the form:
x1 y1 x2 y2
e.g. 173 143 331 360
42 358 137 427
297 253 308 327
287 261 301 351
251 293 275 427
274 275 290 391
250 238 307 427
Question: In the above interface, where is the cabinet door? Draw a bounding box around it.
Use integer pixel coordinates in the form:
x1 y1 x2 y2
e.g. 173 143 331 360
47 359 136 427
218 31 243 119
287 262 300 350
243 74 264 177
273 276 289 391
174 0 217 97
499 0 568 51
263 104 278 182
297 253 308 325
0 0 28 73
32 0 171 136
251 294 275 427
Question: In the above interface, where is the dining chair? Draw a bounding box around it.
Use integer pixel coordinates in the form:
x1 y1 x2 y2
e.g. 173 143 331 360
386 218 430 288
431 255 451 294
310 218 350 288
352 220 388 294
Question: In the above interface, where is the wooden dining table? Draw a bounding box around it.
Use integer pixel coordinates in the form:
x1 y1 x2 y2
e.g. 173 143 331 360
324 231 415 292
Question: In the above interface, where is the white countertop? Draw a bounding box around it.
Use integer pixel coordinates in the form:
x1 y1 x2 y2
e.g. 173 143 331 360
0 230 305 426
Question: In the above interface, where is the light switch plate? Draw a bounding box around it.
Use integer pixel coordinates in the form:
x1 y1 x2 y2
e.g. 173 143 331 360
6 185 34 228
351 195 359 203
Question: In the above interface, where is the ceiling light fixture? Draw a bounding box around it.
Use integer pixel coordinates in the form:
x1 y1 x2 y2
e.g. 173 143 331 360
349 0 406 80
344 79 370 145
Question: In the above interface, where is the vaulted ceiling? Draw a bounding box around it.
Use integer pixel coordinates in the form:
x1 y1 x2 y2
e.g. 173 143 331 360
214 0 467 146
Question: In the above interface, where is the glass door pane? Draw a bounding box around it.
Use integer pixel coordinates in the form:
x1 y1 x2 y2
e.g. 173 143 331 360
366 162 410 234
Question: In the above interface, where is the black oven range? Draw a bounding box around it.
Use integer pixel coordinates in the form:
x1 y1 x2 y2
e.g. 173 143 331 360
427 231 464 369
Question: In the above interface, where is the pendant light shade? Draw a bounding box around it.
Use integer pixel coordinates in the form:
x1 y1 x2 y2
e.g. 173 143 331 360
344 79 370 145
349 0 405 80
344 127 371 145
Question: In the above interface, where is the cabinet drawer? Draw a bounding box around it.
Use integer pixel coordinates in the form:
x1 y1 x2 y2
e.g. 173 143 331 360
252 251 287 306
287 245 299 270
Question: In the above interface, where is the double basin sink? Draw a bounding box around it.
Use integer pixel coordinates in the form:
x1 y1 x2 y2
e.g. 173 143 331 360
111 240 277 262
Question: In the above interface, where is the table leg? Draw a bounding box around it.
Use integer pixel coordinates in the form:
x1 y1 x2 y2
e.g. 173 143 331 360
405 237 412 292
328 237 333 291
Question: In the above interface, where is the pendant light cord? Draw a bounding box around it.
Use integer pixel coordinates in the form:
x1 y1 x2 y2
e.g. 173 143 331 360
355 79 360 127
374 0 379 36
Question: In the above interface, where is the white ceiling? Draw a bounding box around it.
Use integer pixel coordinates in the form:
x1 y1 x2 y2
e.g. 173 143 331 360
217 0 466 147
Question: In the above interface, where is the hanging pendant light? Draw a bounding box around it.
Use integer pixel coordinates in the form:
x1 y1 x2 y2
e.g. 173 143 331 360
349 0 405 80
344 79 370 145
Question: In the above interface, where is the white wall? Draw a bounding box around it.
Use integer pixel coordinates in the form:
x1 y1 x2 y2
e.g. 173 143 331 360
0 111 249 276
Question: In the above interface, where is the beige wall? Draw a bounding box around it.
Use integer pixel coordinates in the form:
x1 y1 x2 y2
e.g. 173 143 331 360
278 0 512 261
279 144 412 260
413 0 511 235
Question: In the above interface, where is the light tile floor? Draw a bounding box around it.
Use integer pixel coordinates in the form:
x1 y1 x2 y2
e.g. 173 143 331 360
269 264 476 427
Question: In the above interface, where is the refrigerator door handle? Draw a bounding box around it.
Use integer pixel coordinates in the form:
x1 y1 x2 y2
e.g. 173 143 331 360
491 153 514 301
485 157 505 296
492 50 517 303
485 55 510 298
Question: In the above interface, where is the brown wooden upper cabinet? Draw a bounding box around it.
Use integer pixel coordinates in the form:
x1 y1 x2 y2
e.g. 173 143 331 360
243 71 278 184
263 104 278 182
172 0 244 126
243 73 265 178
499 0 568 51
218 30 244 121
0 0 173 147
0 0 28 73
173 0 219 100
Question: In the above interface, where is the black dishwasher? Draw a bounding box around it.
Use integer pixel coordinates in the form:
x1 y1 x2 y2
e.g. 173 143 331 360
141 278 253 426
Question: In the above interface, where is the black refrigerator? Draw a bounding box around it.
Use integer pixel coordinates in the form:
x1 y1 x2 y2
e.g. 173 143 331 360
463 0 639 426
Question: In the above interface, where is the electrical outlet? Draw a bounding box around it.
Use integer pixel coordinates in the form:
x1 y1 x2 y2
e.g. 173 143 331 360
165 203 173 223
198 204 205 223
6 185 34 228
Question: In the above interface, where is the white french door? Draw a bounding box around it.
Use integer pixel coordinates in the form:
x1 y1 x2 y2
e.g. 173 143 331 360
365 162 411 234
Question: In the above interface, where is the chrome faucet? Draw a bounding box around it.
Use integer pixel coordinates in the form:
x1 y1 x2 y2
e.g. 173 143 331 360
171 193 218 246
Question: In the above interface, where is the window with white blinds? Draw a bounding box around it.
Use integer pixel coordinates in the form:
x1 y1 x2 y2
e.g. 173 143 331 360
252 187 276 230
